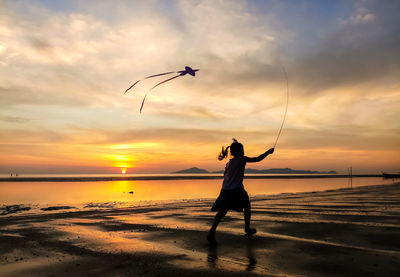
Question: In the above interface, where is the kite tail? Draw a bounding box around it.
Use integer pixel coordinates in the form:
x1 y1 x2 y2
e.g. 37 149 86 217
273 67 289 148
149 74 181 91
140 91 150 113
124 80 141 94
139 74 182 113
124 71 177 95
144 71 176 79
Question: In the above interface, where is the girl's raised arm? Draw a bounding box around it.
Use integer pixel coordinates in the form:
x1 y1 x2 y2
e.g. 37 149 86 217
245 148 274 163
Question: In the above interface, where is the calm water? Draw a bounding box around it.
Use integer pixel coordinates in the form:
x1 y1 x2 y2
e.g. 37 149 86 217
0 177 397 206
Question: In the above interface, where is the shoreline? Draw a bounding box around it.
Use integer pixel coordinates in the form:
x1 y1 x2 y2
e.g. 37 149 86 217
1 182 398 217
0 174 382 182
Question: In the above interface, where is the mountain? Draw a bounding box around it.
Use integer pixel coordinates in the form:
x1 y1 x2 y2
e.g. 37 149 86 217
243 168 337 174
173 167 336 174
172 167 209 174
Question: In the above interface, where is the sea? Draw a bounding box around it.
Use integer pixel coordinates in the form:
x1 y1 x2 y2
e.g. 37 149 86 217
0 174 397 210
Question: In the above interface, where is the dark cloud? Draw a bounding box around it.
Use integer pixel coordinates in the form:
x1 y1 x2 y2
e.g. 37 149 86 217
282 127 400 151
1 125 398 152
291 1 400 94
28 36 55 59
192 1 400 96
157 106 226 120
0 129 70 144
0 115 30 123
30 124 397 152
0 164 119 174
0 85 95 108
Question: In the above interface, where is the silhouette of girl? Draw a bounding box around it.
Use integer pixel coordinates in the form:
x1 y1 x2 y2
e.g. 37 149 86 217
207 138 274 244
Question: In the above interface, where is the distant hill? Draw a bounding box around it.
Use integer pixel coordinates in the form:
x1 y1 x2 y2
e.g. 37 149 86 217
173 167 336 174
172 167 209 174
244 168 337 174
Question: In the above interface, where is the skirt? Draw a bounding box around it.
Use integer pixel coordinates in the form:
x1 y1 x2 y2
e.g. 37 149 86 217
211 187 250 212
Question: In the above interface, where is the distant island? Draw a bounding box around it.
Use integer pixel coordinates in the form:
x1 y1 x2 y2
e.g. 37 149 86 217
172 167 209 174
172 167 337 174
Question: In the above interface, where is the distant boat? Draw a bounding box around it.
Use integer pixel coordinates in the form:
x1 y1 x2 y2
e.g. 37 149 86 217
382 172 400 179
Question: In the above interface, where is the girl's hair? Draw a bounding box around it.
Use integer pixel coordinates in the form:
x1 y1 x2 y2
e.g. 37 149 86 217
218 138 244 160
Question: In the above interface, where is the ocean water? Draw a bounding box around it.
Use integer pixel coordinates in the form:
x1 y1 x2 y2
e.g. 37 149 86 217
0 176 396 207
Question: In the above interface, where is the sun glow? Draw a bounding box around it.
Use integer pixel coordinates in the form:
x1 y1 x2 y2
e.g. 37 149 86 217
106 154 135 169
109 142 161 150
121 168 127 174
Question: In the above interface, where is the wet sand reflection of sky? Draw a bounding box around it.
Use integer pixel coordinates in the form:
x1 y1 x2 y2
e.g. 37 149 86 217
0 177 396 206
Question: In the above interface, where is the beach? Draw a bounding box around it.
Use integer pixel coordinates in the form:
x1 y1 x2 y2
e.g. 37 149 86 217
1 182 399 276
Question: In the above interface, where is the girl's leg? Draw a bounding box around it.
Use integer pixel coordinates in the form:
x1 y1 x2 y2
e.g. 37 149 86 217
209 209 228 235
244 208 251 231
207 210 228 244
244 208 256 236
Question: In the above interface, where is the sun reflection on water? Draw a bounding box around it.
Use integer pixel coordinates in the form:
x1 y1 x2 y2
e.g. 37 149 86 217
0 177 396 207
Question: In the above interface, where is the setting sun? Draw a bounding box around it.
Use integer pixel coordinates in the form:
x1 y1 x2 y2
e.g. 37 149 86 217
121 168 127 174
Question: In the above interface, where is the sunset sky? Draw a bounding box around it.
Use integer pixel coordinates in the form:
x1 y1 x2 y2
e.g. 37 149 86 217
0 0 399 174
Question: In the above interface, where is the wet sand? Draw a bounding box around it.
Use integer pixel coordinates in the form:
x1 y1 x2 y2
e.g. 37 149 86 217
1 183 399 276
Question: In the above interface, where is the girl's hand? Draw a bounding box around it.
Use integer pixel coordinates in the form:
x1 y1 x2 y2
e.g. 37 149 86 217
267 148 275 154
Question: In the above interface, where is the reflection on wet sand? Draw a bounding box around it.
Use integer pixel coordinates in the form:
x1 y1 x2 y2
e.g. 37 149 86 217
207 235 258 272
0 183 399 276
207 245 218 268
246 240 257 272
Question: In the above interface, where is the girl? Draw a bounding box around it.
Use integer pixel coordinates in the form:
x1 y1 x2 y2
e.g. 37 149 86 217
207 138 274 244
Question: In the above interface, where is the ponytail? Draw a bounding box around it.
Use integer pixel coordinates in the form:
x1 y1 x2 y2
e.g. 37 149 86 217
218 138 243 160
218 145 230 160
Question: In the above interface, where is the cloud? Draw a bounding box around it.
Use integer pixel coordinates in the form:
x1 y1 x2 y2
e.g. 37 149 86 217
1 124 398 174
0 0 288 127
0 0 399 173
292 1 400 94
339 13 376 25
0 115 30 123
3 124 397 152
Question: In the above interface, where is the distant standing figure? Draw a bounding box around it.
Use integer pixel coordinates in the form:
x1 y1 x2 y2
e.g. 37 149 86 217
207 138 274 244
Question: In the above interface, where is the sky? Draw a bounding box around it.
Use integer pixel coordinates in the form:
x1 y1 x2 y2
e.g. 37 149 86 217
0 0 399 174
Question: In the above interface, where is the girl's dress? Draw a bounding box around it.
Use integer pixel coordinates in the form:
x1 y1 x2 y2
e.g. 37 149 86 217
211 156 250 212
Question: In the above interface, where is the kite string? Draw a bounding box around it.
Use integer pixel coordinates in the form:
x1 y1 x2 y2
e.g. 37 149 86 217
273 66 289 148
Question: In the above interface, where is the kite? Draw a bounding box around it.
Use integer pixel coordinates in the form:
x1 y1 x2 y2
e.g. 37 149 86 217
124 66 199 113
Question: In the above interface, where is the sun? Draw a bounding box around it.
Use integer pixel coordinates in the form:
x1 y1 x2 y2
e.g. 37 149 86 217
121 168 127 174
